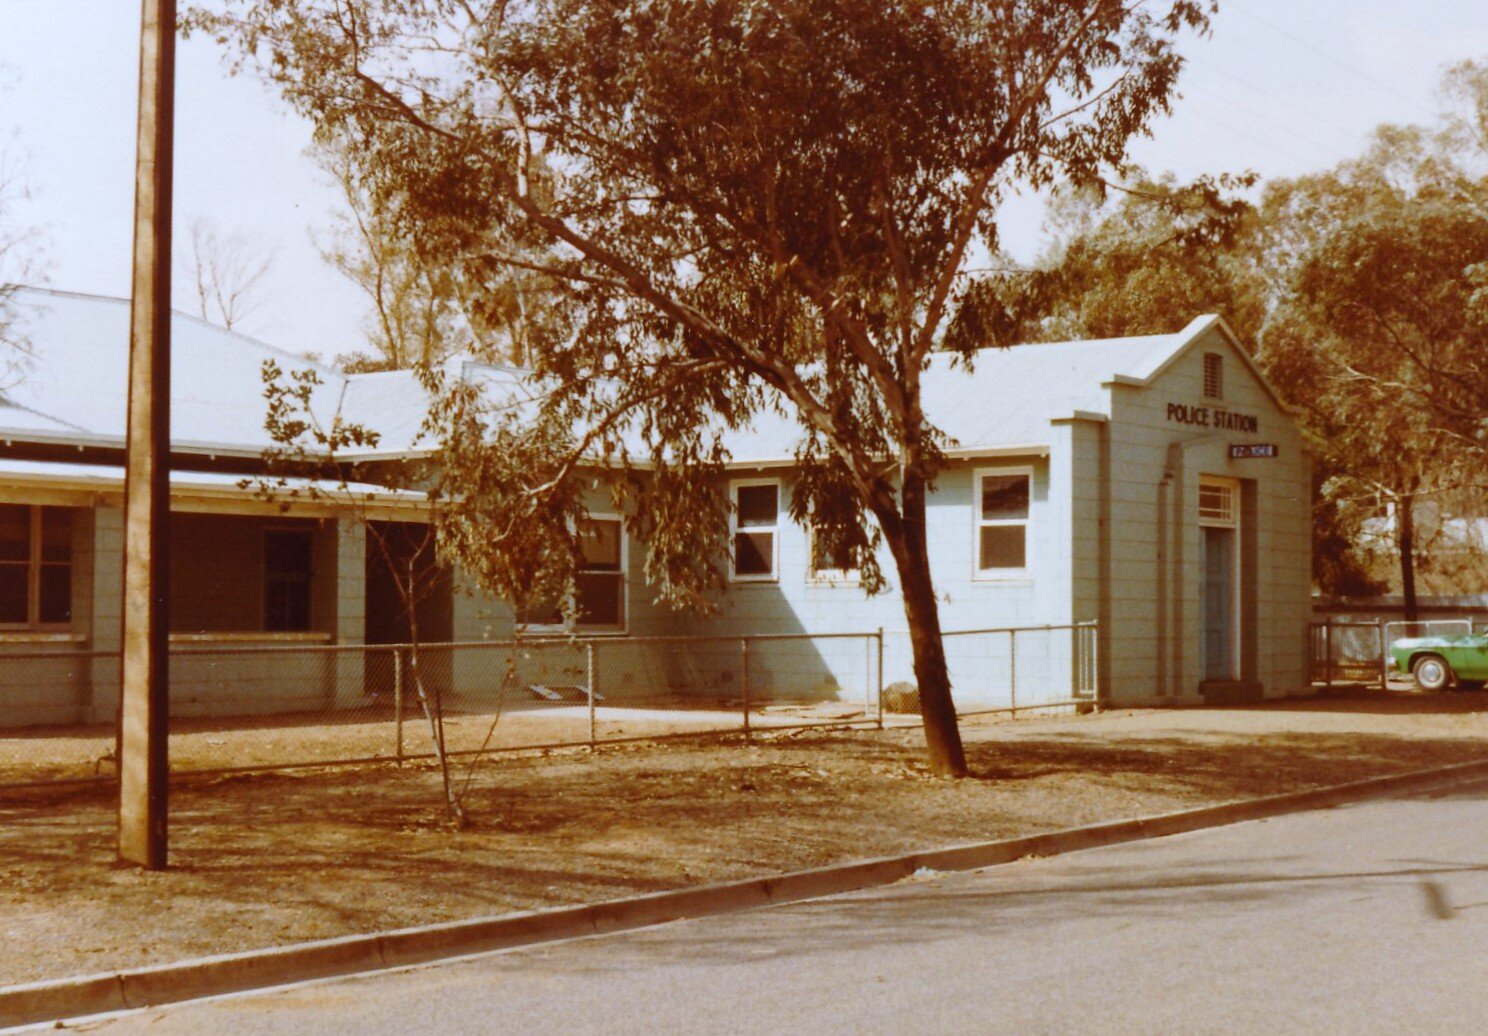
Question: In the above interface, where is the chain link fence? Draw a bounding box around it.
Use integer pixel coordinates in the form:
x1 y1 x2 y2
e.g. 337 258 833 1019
0 623 1098 789
883 622 1098 717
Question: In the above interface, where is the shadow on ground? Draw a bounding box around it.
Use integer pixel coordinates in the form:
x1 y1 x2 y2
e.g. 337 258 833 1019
1 707 1486 985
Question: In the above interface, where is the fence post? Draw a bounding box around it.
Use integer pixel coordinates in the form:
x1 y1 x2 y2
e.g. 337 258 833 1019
1009 628 1017 716
741 637 751 738
1378 618 1388 690
586 641 597 749
1324 619 1333 689
1091 623 1102 709
393 648 404 765
875 628 884 730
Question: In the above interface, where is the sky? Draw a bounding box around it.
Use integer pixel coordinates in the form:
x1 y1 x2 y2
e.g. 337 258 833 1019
2 0 1487 361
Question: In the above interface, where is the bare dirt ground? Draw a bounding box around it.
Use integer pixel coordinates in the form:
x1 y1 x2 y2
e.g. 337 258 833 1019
3 689 1487 987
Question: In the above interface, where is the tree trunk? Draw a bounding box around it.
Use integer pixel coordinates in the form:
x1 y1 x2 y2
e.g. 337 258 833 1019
1398 493 1419 623
883 471 968 778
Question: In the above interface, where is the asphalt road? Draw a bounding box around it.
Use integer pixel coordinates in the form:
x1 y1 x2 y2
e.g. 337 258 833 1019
72 783 1488 1035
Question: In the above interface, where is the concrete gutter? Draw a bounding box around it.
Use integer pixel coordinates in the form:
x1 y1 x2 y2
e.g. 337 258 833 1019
7 758 1488 1030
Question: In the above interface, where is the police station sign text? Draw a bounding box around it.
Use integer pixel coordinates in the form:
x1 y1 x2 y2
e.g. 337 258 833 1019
1165 403 1258 433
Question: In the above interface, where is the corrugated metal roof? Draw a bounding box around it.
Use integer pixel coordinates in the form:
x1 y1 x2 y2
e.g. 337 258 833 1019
0 288 421 456
0 287 1209 466
714 329 1191 464
0 455 425 503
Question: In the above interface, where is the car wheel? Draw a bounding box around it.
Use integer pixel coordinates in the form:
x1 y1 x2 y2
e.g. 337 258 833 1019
1412 654 1454 693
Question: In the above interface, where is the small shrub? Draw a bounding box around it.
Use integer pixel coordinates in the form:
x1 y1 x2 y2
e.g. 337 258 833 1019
882 681 920 715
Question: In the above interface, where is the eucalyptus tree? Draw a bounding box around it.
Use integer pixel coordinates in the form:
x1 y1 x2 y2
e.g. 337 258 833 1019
1015 171 1263 344
192 0 1216 776
1257 64 1488 613
315 136 559 371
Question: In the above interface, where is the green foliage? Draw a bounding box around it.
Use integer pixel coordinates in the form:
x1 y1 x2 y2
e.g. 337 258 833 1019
1256 61 1488 597
190 0 1210 573
1309 463 1387 599
954 169 1264 348
314 135 562 371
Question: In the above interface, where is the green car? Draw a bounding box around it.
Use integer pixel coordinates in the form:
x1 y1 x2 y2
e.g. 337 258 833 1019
1390 635 1488 692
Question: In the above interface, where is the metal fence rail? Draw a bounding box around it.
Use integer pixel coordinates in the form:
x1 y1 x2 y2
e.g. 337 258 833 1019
0 622 1099 789
884 622 1098 717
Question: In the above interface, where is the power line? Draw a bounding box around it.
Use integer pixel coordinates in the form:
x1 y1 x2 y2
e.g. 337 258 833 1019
1222 0 1441 115
1182 52 1368 153
1178 80 1358 167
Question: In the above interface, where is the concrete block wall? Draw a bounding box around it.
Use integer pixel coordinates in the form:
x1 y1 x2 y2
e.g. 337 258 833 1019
1101 325 1312 703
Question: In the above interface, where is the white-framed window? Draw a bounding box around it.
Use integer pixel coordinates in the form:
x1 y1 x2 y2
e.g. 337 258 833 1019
0 504 73 628
574 516 626 630
1203 352 1224 400
730 479 780 582
518 515 628 633
808 528 861 585
974 467 1032 579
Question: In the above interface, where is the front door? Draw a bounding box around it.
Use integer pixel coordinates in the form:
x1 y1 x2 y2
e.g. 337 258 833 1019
1202 525 1236 680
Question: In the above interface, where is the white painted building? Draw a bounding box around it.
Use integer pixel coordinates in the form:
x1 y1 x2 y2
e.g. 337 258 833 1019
657 313 1314 705
0 288 1311 725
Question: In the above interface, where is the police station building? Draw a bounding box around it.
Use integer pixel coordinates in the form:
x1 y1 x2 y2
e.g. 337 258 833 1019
682 313 1314 707
0 291 1311 724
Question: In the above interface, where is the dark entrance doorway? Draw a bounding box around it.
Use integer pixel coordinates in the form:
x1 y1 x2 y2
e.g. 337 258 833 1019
1198 477 1241 685
364 521 453 700
1201 525 1237 680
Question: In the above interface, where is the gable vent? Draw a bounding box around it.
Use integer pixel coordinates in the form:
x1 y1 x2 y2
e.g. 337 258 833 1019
1203 352 1224 399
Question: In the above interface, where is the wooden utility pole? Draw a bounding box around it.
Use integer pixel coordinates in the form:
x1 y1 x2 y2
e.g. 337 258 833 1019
119 0 176 870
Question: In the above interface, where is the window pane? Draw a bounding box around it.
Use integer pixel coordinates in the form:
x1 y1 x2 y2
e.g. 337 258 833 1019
40 508 72 563
264 531 314 576
979 525 1026 570
264 581 312 632
39 564 71 623
734 531 774 576
0 564 25 623
0 505 28 562
736 484 778 528
980 475 1029 521
576 572 624 627
518 594 564 627
579 519 621 570
812 535 855 573
1199 483 1234 523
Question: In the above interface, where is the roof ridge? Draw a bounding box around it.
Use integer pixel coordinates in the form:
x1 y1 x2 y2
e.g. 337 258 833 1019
12 285 341 378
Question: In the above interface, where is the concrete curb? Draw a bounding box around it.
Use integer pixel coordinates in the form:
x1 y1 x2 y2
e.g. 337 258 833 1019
6 758 1488 1031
